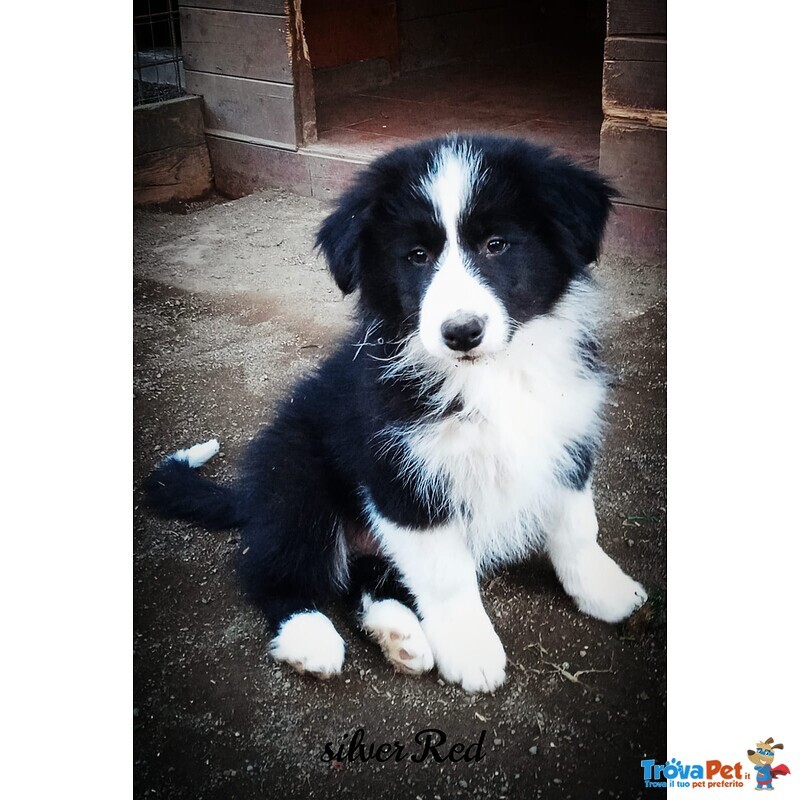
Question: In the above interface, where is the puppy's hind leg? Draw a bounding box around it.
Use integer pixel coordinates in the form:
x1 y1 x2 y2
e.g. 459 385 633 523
237 487 348 680
236 403 352 680
243 575 346 679
264 597 346 680
547 483 647 623
242 559 347 679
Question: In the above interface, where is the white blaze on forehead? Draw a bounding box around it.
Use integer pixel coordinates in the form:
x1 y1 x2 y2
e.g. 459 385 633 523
420 141 483 237
417 143 508 359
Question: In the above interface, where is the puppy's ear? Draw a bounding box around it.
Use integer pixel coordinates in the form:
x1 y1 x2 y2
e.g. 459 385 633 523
315 184 371 295
537 156 618 264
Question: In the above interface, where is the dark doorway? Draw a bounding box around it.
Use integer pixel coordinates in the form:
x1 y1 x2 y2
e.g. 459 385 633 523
301 0 606 166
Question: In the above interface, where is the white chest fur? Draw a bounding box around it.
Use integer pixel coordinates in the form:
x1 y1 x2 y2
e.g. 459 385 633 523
384 282 606 573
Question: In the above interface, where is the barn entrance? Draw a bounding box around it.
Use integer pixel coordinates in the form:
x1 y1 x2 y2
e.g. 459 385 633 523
301 0 607 167
173 0 664 260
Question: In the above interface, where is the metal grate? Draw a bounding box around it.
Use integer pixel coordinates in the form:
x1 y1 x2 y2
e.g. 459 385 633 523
134 0 185 106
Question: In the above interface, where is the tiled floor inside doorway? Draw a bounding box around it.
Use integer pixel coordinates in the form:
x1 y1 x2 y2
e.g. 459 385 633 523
309 46 603 166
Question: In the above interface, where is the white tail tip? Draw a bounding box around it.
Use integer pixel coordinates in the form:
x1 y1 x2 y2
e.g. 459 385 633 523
169 438 220 468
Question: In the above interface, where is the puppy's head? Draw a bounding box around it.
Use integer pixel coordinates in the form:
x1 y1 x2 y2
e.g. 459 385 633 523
316 134 615 363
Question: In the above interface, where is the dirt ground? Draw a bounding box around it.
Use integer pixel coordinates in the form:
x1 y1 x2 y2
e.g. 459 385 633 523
134 189 666 800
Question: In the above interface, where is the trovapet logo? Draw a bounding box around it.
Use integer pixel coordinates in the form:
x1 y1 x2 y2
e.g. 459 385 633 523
640 758 745 790
641 737 791 791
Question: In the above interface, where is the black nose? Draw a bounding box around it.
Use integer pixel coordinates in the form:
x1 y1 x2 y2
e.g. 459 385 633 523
441 314 486 352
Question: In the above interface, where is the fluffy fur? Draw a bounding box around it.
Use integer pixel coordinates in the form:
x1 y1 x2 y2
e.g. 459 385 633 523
145 134 647 693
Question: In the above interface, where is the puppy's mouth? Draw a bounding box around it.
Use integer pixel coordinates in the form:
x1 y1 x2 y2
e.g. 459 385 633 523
450 347 503 364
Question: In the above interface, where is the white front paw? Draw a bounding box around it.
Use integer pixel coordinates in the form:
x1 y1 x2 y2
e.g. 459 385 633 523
361 597 434 675
422 608 506 693
566 547 648 623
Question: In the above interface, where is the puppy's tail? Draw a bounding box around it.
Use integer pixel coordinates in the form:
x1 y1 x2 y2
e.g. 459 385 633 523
143 439 243 530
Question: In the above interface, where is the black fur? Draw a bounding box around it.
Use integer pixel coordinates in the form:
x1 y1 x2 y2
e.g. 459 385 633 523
576 332 604 375
316 134 615 336
345 555 417 611
145 134 615 636
143 459 241 530
557 439 598 491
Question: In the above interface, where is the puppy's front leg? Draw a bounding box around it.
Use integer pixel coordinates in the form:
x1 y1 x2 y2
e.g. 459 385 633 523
548 483 648 623
375 520 506 693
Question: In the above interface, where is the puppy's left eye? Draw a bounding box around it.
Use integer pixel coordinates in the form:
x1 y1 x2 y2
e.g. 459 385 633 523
485 238 509 256
407 248 431 265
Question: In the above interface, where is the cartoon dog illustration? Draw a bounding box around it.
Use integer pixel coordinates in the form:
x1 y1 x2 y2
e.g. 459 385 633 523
747 738 791 790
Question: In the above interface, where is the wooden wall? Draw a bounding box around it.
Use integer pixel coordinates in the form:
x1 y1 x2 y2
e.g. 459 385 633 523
303 0 400 96
599 0 666 262
398 0 518 73
303 0 399 70
179 0 318 196
134 96 214 205
176 0 666 263
397 0 604 73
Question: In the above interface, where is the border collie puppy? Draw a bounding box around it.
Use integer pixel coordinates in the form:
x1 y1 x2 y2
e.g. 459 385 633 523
145 134 647 693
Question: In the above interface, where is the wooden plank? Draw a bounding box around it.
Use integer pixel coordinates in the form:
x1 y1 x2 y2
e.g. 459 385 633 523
603 58 666 115
134 96 206 157
605 36 666 62
134 143 214 205
206 133 368 199
607 0 666 36
603 202 666 263
206 134 311 197
179 0 287 15
185 71 297 146
599 120 666 209
180 7 292 83
289 0 317 145
312 58 392 97
307 153 363 198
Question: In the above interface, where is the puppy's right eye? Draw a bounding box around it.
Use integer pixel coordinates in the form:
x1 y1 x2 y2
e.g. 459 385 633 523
485 237 509 256
406 248 430 265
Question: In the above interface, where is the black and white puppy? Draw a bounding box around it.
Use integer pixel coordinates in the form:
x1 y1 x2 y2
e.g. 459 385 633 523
145 134 647 694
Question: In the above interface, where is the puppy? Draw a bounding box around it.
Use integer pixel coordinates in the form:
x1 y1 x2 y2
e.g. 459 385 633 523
145 134 647 693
